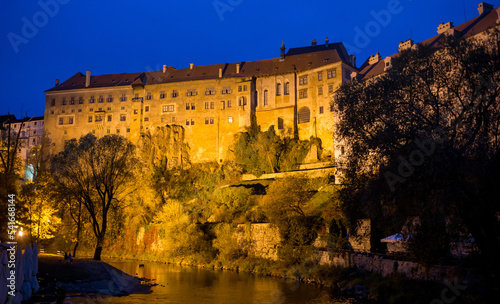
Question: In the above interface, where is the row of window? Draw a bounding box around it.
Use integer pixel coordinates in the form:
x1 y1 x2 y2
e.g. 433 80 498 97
51 86 250 107
298 69 337 85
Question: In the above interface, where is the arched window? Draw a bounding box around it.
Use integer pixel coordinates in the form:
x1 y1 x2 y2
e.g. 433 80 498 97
284 82 290 95
264 90 268 106
276 83 282 96
298 107 310 124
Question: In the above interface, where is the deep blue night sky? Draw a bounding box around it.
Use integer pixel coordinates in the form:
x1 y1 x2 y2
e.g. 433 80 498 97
2 0 499 118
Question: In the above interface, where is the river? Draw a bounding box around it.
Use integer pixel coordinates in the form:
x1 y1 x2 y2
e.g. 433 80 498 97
64 260 359 304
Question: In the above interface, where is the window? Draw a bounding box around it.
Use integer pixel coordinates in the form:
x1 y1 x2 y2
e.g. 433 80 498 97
210 117 214 124
107 95 113 102
221 86 232 94
107 129 110 134
116 128 120 133
62 110 65 113
95 115 103 122
239 97 246 106
146 92 152 100
299 75 308 85
78 109 82 113
90 108 94 112
205 117 209 124
92 130 96 134
186 119 190 126
78 97 84 104
276 83 281 96
186 103 191 110
127 128 130 132
191 103 195 110
228 116 233 123
51 111 54 114
171 90 178 98
120 94 127 101
298 107 311 124
221 101 225 110
90 96 95 103
299 89 308 99
328 84 333 93
318 71 323 81
59 118 63 125
51 99 55 106
319 106 324 114
69 117 73 124
263 90 268 105
160 91 166 99
121 106 125 110
71 109 75 113
120 114 126 121
62 98 67 105
191 119 195 125
98 96 104 103
205 88 216 95
284 82 290 95
162 105 174 112
186 89 197 96
107 115 112 122
227 100 232 108
70 97 75 105
107 107 111 111
238 85 242 92
145 106 149 112
144 117 149 122
278 117 284 130
210 101 214 109
134 109 138 114
318 86 323 95
205 102 209 109
327 69 336 79
243 85 248 91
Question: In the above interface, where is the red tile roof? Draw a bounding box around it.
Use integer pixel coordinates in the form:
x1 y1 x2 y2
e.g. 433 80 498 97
359 6 499 81
46 43 352 92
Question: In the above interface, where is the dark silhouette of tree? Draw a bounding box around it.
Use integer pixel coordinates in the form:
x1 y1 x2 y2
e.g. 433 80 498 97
51 134 136 260
333 30 500 290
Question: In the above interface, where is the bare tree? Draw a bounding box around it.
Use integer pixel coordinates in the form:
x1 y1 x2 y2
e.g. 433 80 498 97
51 134 136 260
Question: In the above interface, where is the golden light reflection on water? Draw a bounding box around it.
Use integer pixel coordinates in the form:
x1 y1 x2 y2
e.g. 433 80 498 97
64 260 357 304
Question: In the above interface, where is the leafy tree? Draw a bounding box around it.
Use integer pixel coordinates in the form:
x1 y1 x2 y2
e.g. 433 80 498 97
262 176 321 265
333 31 500 288
0 120 24 240
51 134 136 260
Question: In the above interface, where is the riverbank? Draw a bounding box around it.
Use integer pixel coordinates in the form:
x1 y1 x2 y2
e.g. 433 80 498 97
28 254 151 303
99 252 485 304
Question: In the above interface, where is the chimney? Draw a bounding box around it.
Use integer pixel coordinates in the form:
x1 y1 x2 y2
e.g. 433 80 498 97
384 56 392 71
236 63 240 74
398 39 414 52
55 79 59 86
280 41 286 62
311 39 317 46
163 65 167 73
85 70 91 87
219 68 222 78
350 55 356 67
325 37 329 47
478 2 494 15
190 63 194 70
368 52 381 65
437 22 454 34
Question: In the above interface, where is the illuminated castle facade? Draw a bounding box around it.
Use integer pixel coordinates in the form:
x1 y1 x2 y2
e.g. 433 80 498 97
43 39 356 163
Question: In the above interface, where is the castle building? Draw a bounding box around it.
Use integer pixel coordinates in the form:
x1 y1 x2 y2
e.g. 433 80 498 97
1 115 45 180
43 40 357 163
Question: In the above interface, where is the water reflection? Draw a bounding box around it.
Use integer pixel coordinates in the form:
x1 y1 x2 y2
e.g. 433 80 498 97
64 260 357 304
